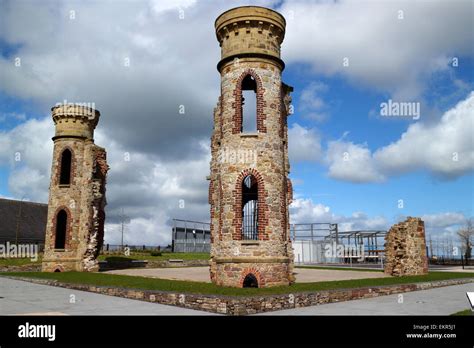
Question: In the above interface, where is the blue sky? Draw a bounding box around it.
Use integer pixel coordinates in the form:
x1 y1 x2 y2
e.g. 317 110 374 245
284 59 474 220
0 0 473 246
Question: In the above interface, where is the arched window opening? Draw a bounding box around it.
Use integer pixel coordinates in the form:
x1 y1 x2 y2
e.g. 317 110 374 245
243 273 258 288
59 149 72 185
54 210 68 249
242 175 258 240
241 75 257 133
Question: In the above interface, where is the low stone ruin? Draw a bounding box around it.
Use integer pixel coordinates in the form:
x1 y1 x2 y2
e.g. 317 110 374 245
384 217 429 276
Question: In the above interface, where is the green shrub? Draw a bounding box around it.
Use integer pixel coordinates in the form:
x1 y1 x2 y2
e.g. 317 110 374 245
150 251 162 257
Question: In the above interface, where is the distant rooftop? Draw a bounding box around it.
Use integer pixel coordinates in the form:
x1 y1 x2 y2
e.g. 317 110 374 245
0 198 47 244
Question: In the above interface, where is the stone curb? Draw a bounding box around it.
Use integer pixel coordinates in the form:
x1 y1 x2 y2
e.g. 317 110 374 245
3 276 473 316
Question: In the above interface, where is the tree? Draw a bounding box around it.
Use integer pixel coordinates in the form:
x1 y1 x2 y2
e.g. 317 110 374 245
457 218 473 261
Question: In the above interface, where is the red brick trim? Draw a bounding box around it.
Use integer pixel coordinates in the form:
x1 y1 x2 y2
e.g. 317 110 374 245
218 176 223 241
50 205 73 250
238 267 265 288
54 146 76 186
232 69 266 134
232 168 268 240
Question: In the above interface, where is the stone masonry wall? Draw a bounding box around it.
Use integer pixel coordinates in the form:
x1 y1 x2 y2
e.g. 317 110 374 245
384 217 429 276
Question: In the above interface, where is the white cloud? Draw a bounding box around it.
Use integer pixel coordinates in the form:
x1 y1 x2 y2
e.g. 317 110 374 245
421 212 467 229
298 81 329 122
280 0 473 99
0 117 53 202
290 198 389 231
374 92 474 178
325 92 474 183
325 140 385 183
288 123 323 163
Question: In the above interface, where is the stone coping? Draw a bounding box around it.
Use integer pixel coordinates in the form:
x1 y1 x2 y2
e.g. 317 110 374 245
98 259 209 271
3 275 473 316
213 256 290 264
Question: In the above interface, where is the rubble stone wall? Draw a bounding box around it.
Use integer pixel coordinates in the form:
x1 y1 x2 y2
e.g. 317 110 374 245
384 217 429 276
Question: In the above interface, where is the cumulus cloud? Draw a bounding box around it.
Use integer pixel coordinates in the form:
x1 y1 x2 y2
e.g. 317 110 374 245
288 123 323 163
325 92 474 182
374 92 474 178
325 140 385 183
298 82 329 122
279 0 473 99
0 116 53 202
289 197 389 231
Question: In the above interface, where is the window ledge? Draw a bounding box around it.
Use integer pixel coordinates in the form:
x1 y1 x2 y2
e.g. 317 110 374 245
240 133 259 138
240 241 260 246
54 249 66 252
58 184 70 188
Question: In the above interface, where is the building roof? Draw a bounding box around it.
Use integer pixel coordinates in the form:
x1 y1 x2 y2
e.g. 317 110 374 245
0 198 48 243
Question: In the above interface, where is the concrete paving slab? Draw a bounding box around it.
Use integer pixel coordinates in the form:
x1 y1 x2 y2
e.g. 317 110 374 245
260 283 474 315
0 277 213 315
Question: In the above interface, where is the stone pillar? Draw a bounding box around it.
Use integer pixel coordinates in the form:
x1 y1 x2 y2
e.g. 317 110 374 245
209 6 295 288
384 217 429 276
42 104 108 272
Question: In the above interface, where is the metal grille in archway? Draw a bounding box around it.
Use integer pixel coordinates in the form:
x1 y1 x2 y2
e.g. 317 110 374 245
242 175 258 240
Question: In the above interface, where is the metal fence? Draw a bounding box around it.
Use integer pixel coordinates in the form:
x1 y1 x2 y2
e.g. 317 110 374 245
171 219 211 253
291 223 387 265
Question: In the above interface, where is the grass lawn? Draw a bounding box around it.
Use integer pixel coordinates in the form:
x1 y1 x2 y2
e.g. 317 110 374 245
1 271 473 297
450 309 472 316
296 265 383 272
0 257 42 267
98 252 209 262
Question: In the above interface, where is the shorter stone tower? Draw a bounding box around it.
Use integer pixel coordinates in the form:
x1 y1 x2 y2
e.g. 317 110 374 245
42 104 108 272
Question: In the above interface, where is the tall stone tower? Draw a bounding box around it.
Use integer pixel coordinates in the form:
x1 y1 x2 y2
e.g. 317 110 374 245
42 103 108 272
209 6 295 288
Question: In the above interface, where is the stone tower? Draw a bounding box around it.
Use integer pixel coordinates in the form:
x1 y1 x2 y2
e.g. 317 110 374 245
209 6 295 288
42 103 108 272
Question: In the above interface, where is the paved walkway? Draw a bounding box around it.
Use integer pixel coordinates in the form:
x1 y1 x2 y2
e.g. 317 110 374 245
260 283 474 315
104 267 389 283
0 277 211 315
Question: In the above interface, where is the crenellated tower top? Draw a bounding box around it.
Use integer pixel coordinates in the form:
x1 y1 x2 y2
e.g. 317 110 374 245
215 6 286 72
51 103 100 141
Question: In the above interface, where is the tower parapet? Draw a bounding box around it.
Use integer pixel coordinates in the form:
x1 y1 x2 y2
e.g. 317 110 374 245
215 6 286 71
51 104 100 140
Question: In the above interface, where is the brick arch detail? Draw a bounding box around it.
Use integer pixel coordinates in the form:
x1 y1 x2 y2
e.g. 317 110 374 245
55 146 77 186
239 267 265 288
232 168 269 240
232 69 267 134
50 205 73 250
53 264 65 272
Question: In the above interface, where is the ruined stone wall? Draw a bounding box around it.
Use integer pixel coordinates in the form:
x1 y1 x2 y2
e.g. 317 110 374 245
384 217 429 276
209 7 294 288
42 104 108 272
